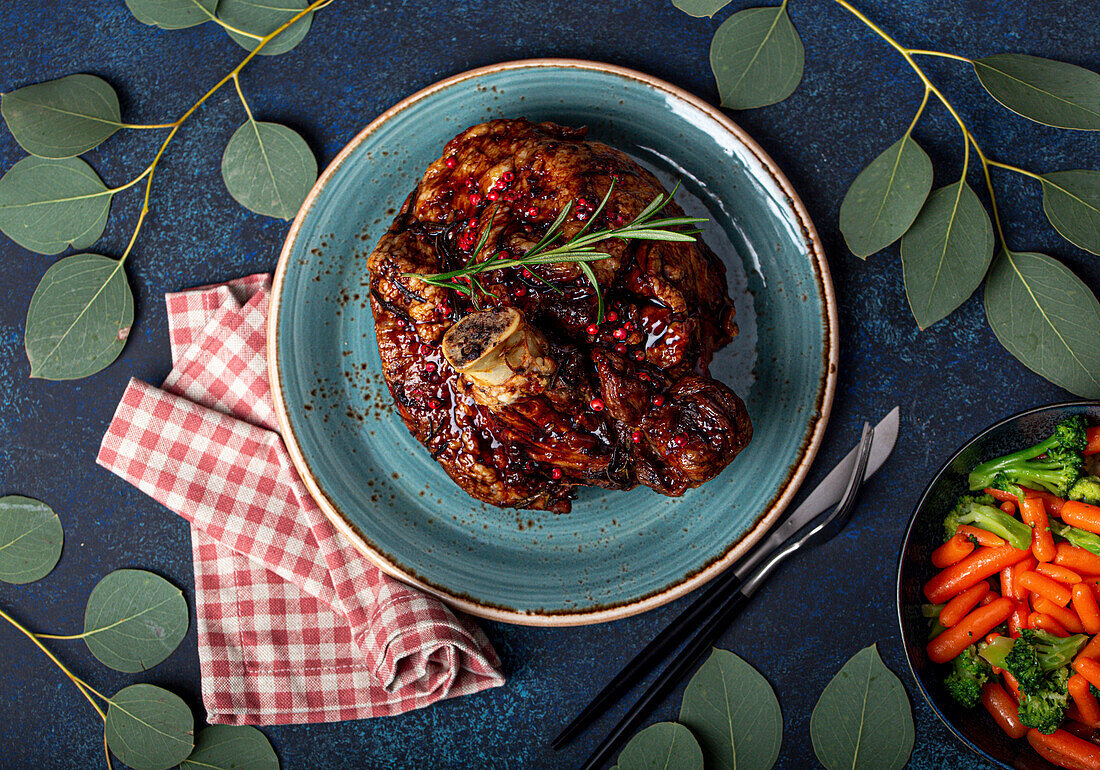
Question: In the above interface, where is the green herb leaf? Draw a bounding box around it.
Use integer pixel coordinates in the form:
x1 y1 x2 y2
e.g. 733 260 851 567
1 75 122 159
221 120 317 219
673 0 732 17
973 54 1100 131
710 5 804 109
0 156 112 255
810 645 914 770
839 135 933 258
612 722 703 770
25 254 133 380
82 569 188 673
1040 170 1100 255
125 0 218 29
985 249 1100 398
181 725 279 770
105 684 195 770
900 180 994 329
217 0 314 56
0 495 62 584
678 649 782 770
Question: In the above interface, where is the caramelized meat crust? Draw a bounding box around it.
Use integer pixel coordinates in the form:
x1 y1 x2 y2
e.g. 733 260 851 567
367 119 752 512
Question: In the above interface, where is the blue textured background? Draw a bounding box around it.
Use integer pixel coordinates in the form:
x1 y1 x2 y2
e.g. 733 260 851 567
0 1 1096 768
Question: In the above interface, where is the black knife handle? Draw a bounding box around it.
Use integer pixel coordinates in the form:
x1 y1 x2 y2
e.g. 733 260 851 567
579 587 751 770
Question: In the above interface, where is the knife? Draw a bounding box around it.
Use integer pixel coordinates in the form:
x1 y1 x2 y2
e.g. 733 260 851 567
552 407 901 755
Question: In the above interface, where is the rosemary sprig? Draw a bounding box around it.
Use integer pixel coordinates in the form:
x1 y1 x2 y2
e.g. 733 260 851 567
406 181 706 322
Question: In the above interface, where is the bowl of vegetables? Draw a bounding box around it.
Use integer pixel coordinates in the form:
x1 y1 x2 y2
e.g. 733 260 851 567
898 401 1100 769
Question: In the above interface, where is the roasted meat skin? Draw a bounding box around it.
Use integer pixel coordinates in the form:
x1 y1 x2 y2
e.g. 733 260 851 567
367 119 752 512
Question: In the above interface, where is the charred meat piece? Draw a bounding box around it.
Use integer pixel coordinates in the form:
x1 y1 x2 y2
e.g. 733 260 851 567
367 118 751 512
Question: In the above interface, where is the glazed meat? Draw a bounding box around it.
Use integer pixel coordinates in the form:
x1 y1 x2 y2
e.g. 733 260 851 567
367 119 752 512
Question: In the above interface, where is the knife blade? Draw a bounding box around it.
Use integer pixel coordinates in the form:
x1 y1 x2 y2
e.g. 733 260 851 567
734 407 899 579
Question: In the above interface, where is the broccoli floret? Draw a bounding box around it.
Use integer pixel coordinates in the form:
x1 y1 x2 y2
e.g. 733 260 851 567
1018 667 1071 735
1070 475 1100 505
943 495 1033 550
1050 519 1100 557
970 416 1088 493
1003 630 1089 695
943 645 992 708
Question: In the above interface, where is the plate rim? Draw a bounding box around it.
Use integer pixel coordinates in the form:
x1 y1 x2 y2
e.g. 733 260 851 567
268 57 839 626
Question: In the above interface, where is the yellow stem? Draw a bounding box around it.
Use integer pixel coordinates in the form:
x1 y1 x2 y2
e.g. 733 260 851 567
908 49 973 64
35 632 84 640
830 0 1009 247
120 122 178 130
905 86 931 136
986 158 1045 182
232 74 255 123
117 0 334 264
0 605 107 721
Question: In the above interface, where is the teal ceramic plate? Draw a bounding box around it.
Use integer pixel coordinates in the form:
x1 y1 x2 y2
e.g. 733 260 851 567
270 60 838 625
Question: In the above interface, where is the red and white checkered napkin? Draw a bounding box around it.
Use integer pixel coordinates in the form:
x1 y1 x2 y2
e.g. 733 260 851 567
96 274 503 725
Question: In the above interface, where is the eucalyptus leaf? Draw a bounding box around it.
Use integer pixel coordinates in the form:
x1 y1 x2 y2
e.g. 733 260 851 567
678 649 782 770
217 0 313 56
985 249 1100 398
0 495 62 584
1040 170 1100 255
0 156 112 255
839 134 933 258
973 54 1100 130
901 180 994 329
710 5 804 109
181 725 279 770
673 0 732 17
1 74 122 158
612 722 703 770
83 569 188 673
125 0 218 29
810 645 914 770
105 684 195 770
221 120 316 219
25 253 134 380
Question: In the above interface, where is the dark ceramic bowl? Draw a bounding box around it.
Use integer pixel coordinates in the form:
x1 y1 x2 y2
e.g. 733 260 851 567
898 401 1100 769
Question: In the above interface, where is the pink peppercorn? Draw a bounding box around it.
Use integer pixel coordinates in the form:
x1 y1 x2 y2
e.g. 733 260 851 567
423 361 437 373
615 343 627 354
606 311 618 322
444 157 457 169
612 328 627 340
514 286 527 297
586 324 599 335
590 398 605 411
469 193 482 205
632 430 643 443
487 190 499 201
551 468 563 480
652 394 664 407
502 171 514 183
674 434 687 447
633 350 645 360
526 207 538 218
428 398 442 409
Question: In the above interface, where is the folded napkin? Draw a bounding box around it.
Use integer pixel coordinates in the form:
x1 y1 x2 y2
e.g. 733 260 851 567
97 274 503 724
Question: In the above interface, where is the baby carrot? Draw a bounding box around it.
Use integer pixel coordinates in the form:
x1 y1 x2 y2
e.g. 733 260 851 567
1027 729 1100 770
1021 497 1056 562
1000 500 1017 515
1072 584 1100 635
1001 566 1014 599
1003 670 1022 701
1075 634 1100 664
1011 556 1039 600
1085 426 1100 456
1009 601 1029 639
940 583 991 627
982 682 1028 739
1069 674 1100 727
986 486 1066 516
958 524 1006 548
925 546 1033 604
1073 657 1100 690
1056 543 1100 576
1030 612 1071 637
927 598 1014 664
1033 596 1087 634
1037 563 1085 584
1063 501 1100 535
931 533 975 568
1017 570 1073 607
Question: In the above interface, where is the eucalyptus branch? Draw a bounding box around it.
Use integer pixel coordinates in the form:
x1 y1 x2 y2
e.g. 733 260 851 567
691 0 1100 396
0 0 334 381
409 181 705 322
